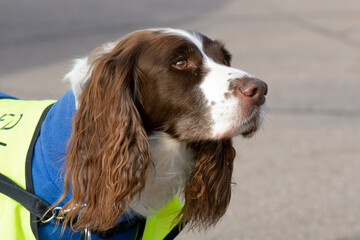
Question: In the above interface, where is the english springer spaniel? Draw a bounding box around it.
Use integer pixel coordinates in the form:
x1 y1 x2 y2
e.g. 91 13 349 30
39 28 267 237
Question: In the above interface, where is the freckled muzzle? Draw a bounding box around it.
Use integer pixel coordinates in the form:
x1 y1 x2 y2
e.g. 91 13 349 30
218 76 268 139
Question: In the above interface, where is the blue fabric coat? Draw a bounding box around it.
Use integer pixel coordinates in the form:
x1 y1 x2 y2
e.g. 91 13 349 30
0 91 137 240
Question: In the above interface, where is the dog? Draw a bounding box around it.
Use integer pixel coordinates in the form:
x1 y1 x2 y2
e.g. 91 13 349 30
1 28 267 239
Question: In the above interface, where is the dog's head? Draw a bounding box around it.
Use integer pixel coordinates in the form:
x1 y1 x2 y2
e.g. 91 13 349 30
60 29 267 231
130 29 267 141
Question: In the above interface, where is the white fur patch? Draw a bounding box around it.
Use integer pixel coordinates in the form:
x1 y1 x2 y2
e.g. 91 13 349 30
131 132 195 215
159 28 204 54
63 57 89 109
63 41 118 109
200 60 251 138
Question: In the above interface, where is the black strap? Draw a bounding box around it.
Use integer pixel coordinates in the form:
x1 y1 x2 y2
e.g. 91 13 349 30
135 218 146 240
0 97 17 100
80 230 86 240
0 171 144 238
134 220 183 240
0 172 53 219
26 103 54 239
163 224 183 240
93 216 145 238
0 171 182 239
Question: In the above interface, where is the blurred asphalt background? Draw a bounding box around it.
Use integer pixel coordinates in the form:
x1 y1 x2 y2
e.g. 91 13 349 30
1 0 360 239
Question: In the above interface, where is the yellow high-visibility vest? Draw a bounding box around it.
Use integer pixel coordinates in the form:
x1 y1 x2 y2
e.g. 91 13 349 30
0 97 183 240
0 97 56 239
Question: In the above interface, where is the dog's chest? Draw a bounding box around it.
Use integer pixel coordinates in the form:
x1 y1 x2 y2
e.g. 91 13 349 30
131 132 195 216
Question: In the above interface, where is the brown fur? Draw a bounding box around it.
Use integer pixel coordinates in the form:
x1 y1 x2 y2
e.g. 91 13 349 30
50 30 237 232
182 139 235 229
54 32 152 231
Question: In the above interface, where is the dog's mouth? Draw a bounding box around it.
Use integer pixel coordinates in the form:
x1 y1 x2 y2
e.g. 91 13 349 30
212 107 264 140
241 125 258 138
239 107 264 138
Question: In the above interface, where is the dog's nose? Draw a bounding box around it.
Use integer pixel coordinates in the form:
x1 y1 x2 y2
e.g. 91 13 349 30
235 77 268 106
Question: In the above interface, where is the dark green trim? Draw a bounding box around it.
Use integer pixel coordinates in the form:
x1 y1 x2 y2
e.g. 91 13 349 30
25 103 54 240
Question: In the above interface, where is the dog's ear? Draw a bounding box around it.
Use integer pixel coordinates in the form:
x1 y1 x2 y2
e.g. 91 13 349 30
182 139 235 229
57 33 151 232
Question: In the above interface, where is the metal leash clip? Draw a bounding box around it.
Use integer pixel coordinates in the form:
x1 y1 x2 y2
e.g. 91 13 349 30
41 204 91 239
41 204 87 224
83 226 92 240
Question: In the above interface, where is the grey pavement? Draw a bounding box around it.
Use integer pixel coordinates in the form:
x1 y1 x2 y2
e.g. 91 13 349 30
1 0 360 239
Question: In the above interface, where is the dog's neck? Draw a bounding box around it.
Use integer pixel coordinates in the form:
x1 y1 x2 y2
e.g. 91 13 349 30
130 131 195 216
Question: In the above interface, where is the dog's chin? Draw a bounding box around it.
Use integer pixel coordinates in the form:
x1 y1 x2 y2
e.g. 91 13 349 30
239 107 264 138
213 108 264 140
230 123 259 139
240 125 258 138
174 107 265 142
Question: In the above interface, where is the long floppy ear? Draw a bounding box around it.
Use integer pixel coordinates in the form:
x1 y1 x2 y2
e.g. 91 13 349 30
181 139 236 229
56 36 150 232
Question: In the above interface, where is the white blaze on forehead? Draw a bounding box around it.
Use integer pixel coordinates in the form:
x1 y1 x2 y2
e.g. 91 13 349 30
154 28 205 53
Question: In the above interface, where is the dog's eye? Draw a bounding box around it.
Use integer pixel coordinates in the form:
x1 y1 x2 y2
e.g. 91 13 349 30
174 59 189 69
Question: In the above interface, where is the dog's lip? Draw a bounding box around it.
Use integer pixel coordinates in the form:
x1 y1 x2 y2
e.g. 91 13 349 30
241 125 258 137
240 108 261 137
212 106 264 140
259 96 266 106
